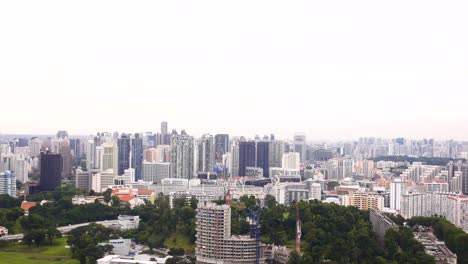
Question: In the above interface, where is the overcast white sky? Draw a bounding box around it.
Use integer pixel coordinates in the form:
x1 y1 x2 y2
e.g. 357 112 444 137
0 1 467 140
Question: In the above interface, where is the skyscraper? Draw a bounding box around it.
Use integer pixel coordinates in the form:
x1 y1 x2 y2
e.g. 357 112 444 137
101 142 118 174
161 121 170 145
170 135 194 179
256 141 270 177
268 140 285 168
238 141 256 176
214 134 229 163
39 151 63 192
131 134 143 181
294 133 306 163
118 134 131 176
194 135 215 174
282 152 300 170
0 171 16 197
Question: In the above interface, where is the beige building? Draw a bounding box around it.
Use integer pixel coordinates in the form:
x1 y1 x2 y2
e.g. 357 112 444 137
196 202 266 264
342 191 384 211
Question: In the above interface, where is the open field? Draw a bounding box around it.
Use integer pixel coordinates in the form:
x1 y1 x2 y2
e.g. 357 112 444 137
0 237 78 264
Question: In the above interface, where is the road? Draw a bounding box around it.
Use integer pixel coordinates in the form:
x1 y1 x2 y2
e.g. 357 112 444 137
0 219 119 241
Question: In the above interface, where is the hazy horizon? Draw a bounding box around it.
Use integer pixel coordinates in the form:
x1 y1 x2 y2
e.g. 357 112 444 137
1 1 467 140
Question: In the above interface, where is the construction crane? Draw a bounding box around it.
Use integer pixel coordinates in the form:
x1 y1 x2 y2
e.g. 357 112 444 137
248 207 263 264
295 201 302 254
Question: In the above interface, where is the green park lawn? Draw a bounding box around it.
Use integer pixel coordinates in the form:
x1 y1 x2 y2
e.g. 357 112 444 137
164 232 195 254
0 237 78 264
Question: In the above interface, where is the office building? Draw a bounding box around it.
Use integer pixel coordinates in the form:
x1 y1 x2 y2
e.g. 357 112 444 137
142 162 171 183
256 141 270 177
238 141 256 176
268 140 284 169
101 142 118 174
293 133 306 163
214 134 229 163
39 152 63 192
118 134 131 176
131 134 143 181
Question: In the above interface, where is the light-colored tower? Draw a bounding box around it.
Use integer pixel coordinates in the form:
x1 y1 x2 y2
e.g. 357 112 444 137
293 133 306 163
194 134 215 174
101 142 118 175
282 152 300 170
170 135 194 179
390 178 403 212
0 171 16 197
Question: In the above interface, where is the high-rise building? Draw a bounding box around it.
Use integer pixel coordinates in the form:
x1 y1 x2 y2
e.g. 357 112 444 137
101 142 118 174
390 178 403 212
30 138 42 157
51 137 72 175
86 139 95 170
69 138 81 161
170 135 194 179
310 183 321 201
229 140 240 177
268 140 284 169
161 121 170 145
256 141 270 177
75 168 90 191
14 154 28 183
238 141 256 176
196 202 265 264
293 133 306 163
214 134 229 163
39 151 63 192
194 135 215 174
0 171 16 197
131 134 143 181
282 152 300 170
118 134 131 176
338 157 354 180
142 162 171 183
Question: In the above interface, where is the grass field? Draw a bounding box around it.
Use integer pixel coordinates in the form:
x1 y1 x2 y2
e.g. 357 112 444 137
0 237 79 264
164 232 195 254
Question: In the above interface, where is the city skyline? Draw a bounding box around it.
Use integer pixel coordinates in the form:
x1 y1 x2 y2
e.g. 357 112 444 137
1 1 468 139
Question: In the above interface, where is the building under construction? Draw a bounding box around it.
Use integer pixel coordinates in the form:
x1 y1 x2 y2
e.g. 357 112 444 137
195 202 267 264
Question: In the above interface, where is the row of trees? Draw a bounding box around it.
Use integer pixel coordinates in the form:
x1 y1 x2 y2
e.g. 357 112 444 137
20 214 62 247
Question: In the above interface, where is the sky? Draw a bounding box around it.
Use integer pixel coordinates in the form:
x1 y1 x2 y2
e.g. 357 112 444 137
0 1 467 140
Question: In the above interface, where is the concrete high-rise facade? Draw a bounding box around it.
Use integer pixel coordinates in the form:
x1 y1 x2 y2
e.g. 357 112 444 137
14 154 28 183
142 161 171 183
101 142 118 174
293 133 306 163
390 178 403 212
282 152 300 170
170 135 194 179
338 157 354 180
194 135 215 174
229 140 240 177
268 140 284 169
196 202 265 264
